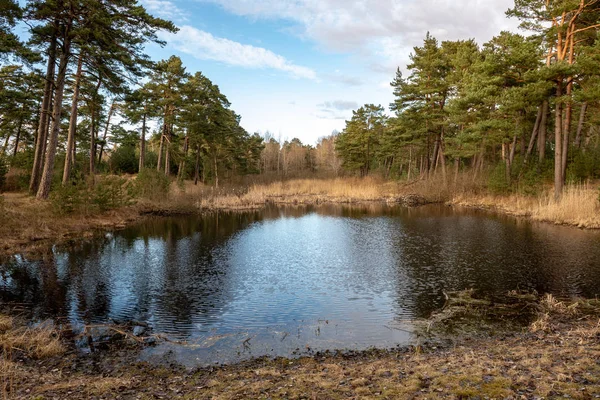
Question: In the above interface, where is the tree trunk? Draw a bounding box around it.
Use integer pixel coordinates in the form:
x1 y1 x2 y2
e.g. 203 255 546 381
213 153 219 188
62 53 83 185
407 147 412 181
2 132 11 154
277 145 280 175
561 36 576 184
454 158 460 184
438 144 447 184
430 138 440 179
164 124 171 175
37 28 72 200
12 116 23 157
506 134 517 183
554 82 564 201
156 129 164 171
574 102 587 148
365 139 371 176
509 134 517 167
504 143 511 183
537 100 548 163
89 77 102 175
139 110 146 171
472 154 479 182
194 144 200 185
30 32 57 195
178 135 189 180
561 104 570 183
97 100 115 165
72 130 76 163
524 105 543 165
89 110 96 175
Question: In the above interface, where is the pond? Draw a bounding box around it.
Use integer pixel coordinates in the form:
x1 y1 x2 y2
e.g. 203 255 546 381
2 204 600 366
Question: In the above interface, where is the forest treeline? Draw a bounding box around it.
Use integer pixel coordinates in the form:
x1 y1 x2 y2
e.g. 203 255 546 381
335 1 600 199
1 1 600 200
0 0 264 197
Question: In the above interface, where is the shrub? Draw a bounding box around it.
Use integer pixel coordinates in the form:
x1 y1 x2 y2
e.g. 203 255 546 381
93 176 135 211
486 162 511 194
132 168 171 201
144 151 158 170
109 145 138 174
515 162 550 197
50 176 135 215
570 146 600 182
50 180 90 215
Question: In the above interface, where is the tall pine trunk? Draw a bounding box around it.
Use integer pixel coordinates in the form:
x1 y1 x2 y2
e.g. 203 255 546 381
177 135 189 180
164 124 171 175
12 115 23 157
97 100 115 165
89 77 102 175
574 102 587 148
430 137 439 179
554 81 564 201
37 24 72 200
454 157 460 184
156 129 164 172
561 34 576 184
213 152 219 188
524 105 543 165
89 110 96 174
537 100 548 163
30 32 57 195
139 110 146 171
194 144 201 185
62 53 83 185
2 133 10 154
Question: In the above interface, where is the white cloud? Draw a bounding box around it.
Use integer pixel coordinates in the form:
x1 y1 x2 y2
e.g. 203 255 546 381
316 99 358 120
318 100 359 111
160 25 317 80
324 72 364 86
140 0 188 21
201 0 520 71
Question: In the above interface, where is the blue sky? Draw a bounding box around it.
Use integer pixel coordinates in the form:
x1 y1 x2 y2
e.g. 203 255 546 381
141 0 520 144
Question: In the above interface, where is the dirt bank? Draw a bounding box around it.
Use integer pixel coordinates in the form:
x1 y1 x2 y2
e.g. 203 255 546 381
3 292 600 399
1 177 598 260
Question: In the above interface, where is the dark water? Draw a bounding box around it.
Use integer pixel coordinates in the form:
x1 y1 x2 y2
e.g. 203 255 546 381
2 204 600 366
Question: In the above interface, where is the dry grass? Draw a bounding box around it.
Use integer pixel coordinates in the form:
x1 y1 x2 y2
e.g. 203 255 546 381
1 176 598 259
533 184 600 227
0 315 64 360
1 314 64 399
451 182 600 228
7 295 600 399
248 177 389 202
178 177 599 230
168 177 396 210
174 176 451 210
0 192 141 258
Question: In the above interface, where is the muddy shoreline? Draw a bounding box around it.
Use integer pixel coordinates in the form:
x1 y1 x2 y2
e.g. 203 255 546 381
4 292 600 399
3 189 600 397
0 192 435 260
2 188 598 261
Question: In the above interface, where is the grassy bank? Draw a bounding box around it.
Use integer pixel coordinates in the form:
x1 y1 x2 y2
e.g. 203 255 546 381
1 176 598 258
0 192 142 259
3 293 600 399
451 182 600 228
181 176 600 228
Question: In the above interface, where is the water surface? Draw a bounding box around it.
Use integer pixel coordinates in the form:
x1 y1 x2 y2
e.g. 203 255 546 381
2 204 600 366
